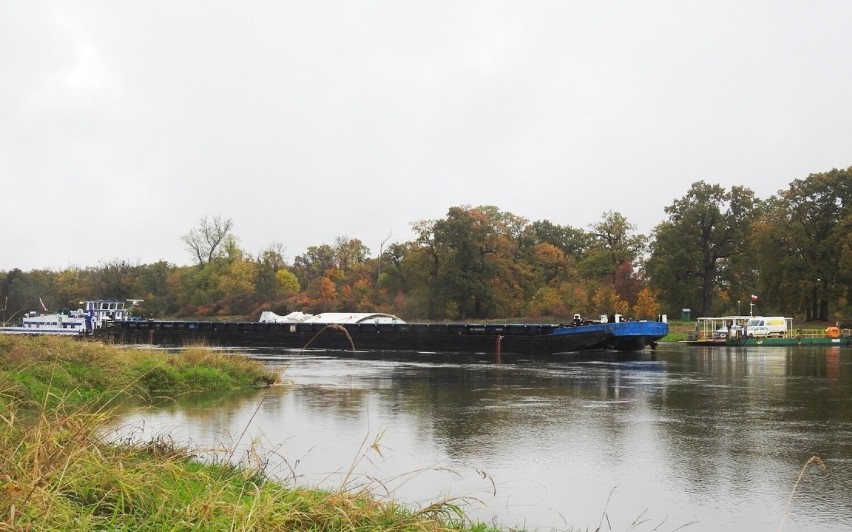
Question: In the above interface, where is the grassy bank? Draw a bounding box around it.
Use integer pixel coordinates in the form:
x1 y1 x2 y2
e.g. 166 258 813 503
0 336 501 531
659 321 693 342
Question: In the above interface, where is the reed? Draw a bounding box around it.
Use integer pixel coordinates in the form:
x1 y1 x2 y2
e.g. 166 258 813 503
777 455 828 532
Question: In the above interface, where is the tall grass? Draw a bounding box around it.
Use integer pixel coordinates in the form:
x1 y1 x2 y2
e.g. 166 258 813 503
0 403 495 529
0 335 277 409
0 336 500 531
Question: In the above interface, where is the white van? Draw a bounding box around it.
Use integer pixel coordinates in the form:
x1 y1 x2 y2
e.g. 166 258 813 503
745 317 790 338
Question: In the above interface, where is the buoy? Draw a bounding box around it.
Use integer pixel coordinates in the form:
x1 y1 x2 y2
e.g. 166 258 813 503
826 326 841 339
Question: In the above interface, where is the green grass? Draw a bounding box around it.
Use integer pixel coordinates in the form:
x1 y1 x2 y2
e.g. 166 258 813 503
0 335 277 409
0 335 506 531
658 321 693 342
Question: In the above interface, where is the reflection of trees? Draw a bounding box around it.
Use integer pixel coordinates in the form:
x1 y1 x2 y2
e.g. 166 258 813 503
646 349 852 504
783 350 852 462
372 363 661 460
281 386 372 417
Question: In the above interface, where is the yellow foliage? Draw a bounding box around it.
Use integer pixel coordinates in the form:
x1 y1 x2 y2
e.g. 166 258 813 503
633 287 660 319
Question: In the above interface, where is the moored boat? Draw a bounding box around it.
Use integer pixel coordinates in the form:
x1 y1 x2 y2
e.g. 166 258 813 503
93 312 669 359
0 300 138 336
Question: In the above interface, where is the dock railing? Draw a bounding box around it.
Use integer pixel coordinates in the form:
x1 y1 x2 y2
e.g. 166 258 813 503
791 328 851 339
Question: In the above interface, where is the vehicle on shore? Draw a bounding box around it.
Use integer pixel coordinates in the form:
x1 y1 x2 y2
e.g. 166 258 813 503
713 324 744 339
744 316 790 338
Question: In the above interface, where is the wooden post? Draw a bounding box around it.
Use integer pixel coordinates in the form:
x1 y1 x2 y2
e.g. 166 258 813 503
495 335 502 364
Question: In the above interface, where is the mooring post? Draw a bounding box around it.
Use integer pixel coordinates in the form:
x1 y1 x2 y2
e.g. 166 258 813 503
495 335 503 364
148 329 154 345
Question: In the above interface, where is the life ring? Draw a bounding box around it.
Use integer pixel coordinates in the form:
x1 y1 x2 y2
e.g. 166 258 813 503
826 326 841 339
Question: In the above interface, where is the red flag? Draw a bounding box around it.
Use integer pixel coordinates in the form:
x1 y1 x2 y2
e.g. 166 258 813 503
750 294 759 301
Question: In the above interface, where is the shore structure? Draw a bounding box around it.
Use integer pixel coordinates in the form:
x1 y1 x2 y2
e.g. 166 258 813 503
685 315 851 347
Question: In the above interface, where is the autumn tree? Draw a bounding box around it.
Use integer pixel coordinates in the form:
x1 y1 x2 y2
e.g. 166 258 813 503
529 220 590 260
293 244 336 288
633 287 661 319
291 237 372 312
581 211 646 282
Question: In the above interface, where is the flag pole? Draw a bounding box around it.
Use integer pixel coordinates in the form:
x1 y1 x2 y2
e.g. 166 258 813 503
749 294 758 316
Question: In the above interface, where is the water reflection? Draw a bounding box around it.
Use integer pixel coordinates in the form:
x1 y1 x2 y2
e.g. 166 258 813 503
114 345 852 531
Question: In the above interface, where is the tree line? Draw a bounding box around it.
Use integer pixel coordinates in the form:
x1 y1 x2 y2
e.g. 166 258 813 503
2 168 849 323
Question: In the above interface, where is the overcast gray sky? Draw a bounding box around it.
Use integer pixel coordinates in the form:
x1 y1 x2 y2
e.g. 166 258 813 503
2 1 850 271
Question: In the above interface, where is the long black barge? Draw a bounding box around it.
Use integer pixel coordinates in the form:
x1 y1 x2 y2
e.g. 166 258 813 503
94 318 669 360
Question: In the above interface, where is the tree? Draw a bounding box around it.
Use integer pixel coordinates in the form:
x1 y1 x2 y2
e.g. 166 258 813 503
753 168 851 320
580 211 647 307
333 237 369 271
432 206 499 318
255 242 288 300
633 287 661 319
182 216 234 267
528 286 567 317
408 219 444 318
529 220 590 260
530 243 567 285
0 269 24 323
274 269 301 295
135 260 177 317
293 244 336 287
581 211 646 283
646 181 759 317
83 260 139 301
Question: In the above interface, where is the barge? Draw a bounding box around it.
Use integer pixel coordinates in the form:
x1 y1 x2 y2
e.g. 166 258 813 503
93 312 669 359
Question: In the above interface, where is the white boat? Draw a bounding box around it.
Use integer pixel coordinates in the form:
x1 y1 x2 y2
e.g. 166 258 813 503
0 299 139 336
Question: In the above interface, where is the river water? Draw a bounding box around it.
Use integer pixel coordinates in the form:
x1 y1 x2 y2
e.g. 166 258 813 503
115 344 852 531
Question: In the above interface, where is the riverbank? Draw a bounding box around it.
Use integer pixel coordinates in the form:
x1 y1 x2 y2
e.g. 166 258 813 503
0 336 501 531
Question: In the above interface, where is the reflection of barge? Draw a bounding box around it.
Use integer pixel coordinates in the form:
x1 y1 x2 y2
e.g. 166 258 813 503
93 313 669 358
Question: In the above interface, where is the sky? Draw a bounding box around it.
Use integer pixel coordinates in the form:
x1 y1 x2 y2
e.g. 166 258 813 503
2 1 851 272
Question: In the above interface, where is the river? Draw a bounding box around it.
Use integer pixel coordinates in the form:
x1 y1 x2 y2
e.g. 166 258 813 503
115 344 852 531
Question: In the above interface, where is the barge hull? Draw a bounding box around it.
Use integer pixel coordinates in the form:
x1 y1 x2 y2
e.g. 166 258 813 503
94 320 667 357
